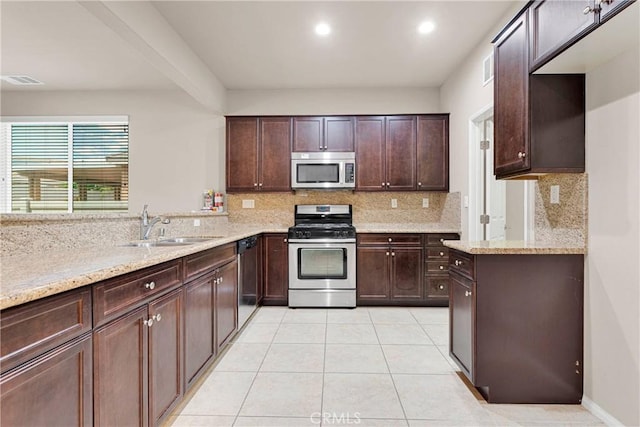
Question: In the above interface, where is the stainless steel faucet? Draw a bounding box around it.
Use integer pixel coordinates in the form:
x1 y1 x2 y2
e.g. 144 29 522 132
140 204 170 240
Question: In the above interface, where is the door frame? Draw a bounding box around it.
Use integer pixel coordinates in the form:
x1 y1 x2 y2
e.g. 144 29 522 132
468 104 534 241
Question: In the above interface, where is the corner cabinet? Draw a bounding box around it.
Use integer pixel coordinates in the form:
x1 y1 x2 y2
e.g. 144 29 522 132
226 117 292 193
448 249 584 403
493 10 585 179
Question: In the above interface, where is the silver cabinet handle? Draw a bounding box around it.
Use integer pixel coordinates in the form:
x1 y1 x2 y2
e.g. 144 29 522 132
144 318 154 327
465 290 472 297
386 182 390 187
381 182 385 188
418 182 422 187
439 251 444 256
391 252 395 257
388 237 392 242
259 183 263 187
517 151 526 159
145 281 156 290
583 4 599 13
440 238 444 243
439 265 444 270
438 284 445 290
254 183 258 187
152 313 162 322
386 252 390 256
455 260 463 266
284 238 288 243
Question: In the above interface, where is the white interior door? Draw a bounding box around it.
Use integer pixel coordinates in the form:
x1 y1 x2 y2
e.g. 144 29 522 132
484 118 506 241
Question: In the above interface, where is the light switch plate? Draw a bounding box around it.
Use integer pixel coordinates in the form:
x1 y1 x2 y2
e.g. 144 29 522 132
422 198 429 208
391 198 398 208
550 185 560 204
193 219 201 227
242 199 255 209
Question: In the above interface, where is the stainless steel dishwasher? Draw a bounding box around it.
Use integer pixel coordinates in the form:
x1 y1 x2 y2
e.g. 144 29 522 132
237 235 259 329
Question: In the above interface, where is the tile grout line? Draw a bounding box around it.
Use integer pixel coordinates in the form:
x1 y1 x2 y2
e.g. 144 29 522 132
231 307 285 426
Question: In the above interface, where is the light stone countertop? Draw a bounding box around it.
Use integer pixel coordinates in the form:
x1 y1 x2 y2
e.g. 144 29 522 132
443 239 586 255
1 222 462 311
0 225 286 311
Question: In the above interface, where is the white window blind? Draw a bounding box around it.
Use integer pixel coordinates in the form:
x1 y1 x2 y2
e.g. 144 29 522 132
1 118 128 213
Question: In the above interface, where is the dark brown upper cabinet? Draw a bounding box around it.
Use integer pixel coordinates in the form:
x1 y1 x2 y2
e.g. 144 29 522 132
529 0 635 72
226 117 291 193
493 9 585 179
355 116 386 191
386 116 417 191
417 115 449 191
292 116 354 152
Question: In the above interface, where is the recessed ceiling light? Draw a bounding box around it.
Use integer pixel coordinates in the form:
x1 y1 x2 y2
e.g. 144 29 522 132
418 21 436 35
315 22 331 36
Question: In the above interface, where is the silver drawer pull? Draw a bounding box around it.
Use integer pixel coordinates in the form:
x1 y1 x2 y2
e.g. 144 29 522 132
455 260 463 266
438 284 445 290
391 252 395 257
465 290 472 297
145 281 156 290
439 265 444 270
386 252 390 256
517 151 526 159
152 314 162 322
439 251 444 256
144 318 154 327
388 238 392 242
439 238 444 243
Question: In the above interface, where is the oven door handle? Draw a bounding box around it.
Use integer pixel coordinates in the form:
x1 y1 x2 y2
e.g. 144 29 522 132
287 238 356 244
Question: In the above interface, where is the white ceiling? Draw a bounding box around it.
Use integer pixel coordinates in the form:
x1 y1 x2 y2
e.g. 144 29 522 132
1 1 518 94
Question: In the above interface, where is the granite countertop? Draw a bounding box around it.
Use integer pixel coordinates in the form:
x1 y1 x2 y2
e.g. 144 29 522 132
0 225 287 311
1 223 461 311
443 239 586 255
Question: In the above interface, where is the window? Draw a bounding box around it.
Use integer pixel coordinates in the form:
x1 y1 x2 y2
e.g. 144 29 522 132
0 117 129 213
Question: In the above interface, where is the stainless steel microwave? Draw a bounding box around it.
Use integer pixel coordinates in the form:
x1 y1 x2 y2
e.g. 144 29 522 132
291 152 356 189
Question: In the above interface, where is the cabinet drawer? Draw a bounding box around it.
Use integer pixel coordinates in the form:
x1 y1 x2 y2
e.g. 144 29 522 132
425 276 449 299
358 234 421 246
0 289 92 374
426 247 449 259
425 233 459 246
449 250 475 280
426 260 449 273
93 260 182 327
184 243 237 282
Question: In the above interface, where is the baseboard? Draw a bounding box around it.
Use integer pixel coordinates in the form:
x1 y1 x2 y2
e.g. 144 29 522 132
582 395 625 427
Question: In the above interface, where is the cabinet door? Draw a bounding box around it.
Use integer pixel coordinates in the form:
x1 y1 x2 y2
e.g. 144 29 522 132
450 272 474 381
494 12 531 178
259 117 292 191
184 274 215 389
599 0 632 21
216 260 239 350
241 240 262 306
263 234 289 305
356 246 390 303
94 306 148 427
386 116 416 190
226 117 259 192
529 0 598 70
293 117 323 151
355 116 386 191
390 247 423 302
1 334 92 427
149 289 183 426
325 116 355 151
416 115 449 191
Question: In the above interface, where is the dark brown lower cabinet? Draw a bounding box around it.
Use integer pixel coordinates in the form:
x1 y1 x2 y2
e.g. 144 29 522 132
94 289 183 427
0 333 92 427
215 259 238 351
448 250 584 403
262 234 288 305
184 273 216 390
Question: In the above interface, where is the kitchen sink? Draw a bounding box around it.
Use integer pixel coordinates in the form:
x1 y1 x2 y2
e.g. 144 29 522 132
158 237 219 243
120 236 220 248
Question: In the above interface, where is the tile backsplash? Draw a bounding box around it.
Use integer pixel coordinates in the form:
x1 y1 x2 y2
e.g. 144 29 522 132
534 173 587 245
227 191 461 227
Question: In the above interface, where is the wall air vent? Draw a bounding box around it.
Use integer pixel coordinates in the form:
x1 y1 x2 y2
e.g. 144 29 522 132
482 52 494 86
1 75 44 85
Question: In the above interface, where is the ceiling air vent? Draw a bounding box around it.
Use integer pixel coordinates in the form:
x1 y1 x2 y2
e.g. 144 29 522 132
1 75 44 85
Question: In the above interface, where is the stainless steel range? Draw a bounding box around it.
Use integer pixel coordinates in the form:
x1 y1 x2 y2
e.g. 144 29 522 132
288 205 356 308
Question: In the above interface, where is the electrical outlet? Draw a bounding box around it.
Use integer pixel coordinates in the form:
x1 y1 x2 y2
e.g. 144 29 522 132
464 195 469 208
242 199 255 209
422 198 429 208
550 185 560 204
193 219 200 227
391 198 398 208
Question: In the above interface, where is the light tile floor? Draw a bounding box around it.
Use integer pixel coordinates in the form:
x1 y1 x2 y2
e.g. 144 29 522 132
168 307 604 427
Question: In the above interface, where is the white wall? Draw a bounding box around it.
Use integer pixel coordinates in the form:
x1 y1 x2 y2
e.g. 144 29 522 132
1 90 224 213
440 4 523 240
226 87 440 115
584 47 639 426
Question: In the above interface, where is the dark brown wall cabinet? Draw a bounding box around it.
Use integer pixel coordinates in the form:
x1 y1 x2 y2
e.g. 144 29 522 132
529 0 634 72
493 10 585 179
226 117 292 193
0 288 93 427
448 249 584 403
262 233 289 305
293 116 355 152
417 115 450 191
